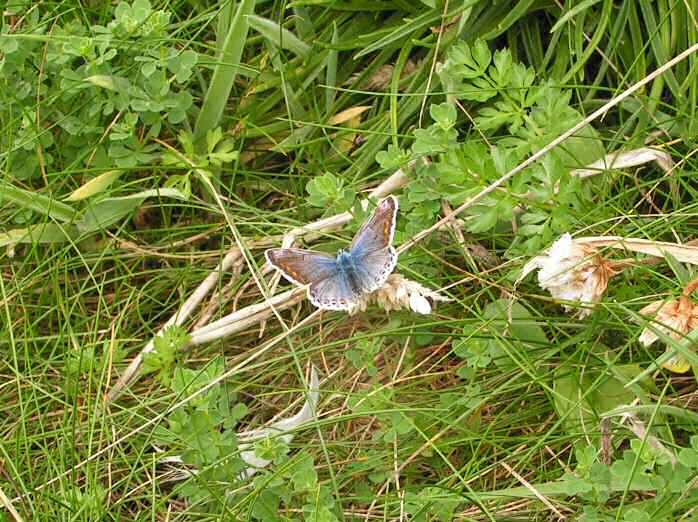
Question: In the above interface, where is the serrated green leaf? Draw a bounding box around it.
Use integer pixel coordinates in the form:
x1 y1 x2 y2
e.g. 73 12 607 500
471 39 492 71
429 102 457 130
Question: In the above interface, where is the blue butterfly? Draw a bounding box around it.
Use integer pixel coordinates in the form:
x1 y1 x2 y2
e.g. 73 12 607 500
265 196 399 310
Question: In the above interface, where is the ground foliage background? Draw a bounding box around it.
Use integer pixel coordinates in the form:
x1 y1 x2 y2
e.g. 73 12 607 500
2 0 698 520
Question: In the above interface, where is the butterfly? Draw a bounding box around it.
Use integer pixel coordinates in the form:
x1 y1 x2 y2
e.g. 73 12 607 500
265 196 399 311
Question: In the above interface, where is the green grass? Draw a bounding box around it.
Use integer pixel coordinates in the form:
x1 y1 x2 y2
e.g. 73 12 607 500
3 0 698 520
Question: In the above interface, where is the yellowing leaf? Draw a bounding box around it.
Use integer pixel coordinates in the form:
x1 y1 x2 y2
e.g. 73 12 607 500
84 75 132 92
65 170 123 201
328 106 370 126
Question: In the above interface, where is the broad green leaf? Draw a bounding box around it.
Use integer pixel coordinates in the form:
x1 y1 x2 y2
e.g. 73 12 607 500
484 299 548 345
554 365 642 445
592 370 636 415
0 223 78 247
0 180 78 222
246 15 310 59
553 369 595 437
251 490 281 521
556 119 605 167
64 170 123 201
76 188 186 233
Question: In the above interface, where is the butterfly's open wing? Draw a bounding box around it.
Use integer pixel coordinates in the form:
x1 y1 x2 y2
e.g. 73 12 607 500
350 196 398 257
266 248 338 286
349 196 399 293
265 248 359 310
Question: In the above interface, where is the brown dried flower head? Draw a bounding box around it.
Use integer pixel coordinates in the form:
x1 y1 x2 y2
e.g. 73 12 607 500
638 291 698 373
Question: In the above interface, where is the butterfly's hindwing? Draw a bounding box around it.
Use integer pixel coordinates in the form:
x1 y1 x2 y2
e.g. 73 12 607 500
308 274 360 310
352 246 398 293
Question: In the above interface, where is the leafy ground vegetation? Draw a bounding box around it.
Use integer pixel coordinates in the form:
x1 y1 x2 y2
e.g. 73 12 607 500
3 0 698 520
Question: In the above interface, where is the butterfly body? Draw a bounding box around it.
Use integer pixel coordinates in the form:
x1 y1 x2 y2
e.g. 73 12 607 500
265 196 399 311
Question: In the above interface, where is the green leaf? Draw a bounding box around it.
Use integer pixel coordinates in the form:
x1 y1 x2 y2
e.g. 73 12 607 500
246 15 310 59
473 299 548 370
553 369 595 440
325 22 338 112
0 223 78 247
429 102 457 131
375 144 410 170
551 0 603 34
0 180 78 222
75 188 185 233
306 172 354 210
471 39 492 71
290 453 318 491
251 490 281 521
412 126 458 155
171 356 225 409
64 171 123 201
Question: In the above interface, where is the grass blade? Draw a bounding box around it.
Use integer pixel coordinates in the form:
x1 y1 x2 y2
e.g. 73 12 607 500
194 0 256 146
246 14 311 59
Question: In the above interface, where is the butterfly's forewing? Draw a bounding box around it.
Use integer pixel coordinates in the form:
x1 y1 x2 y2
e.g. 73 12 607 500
265 248 338 286
350 196 398 257
349 196 399 293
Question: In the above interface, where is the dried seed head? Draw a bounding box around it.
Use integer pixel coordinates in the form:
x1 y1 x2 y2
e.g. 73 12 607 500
350 274 450 315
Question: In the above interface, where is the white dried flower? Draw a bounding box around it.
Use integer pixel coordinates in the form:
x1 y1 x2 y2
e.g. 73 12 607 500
638 296 698 373
351 274 450 315
521 233 621 318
